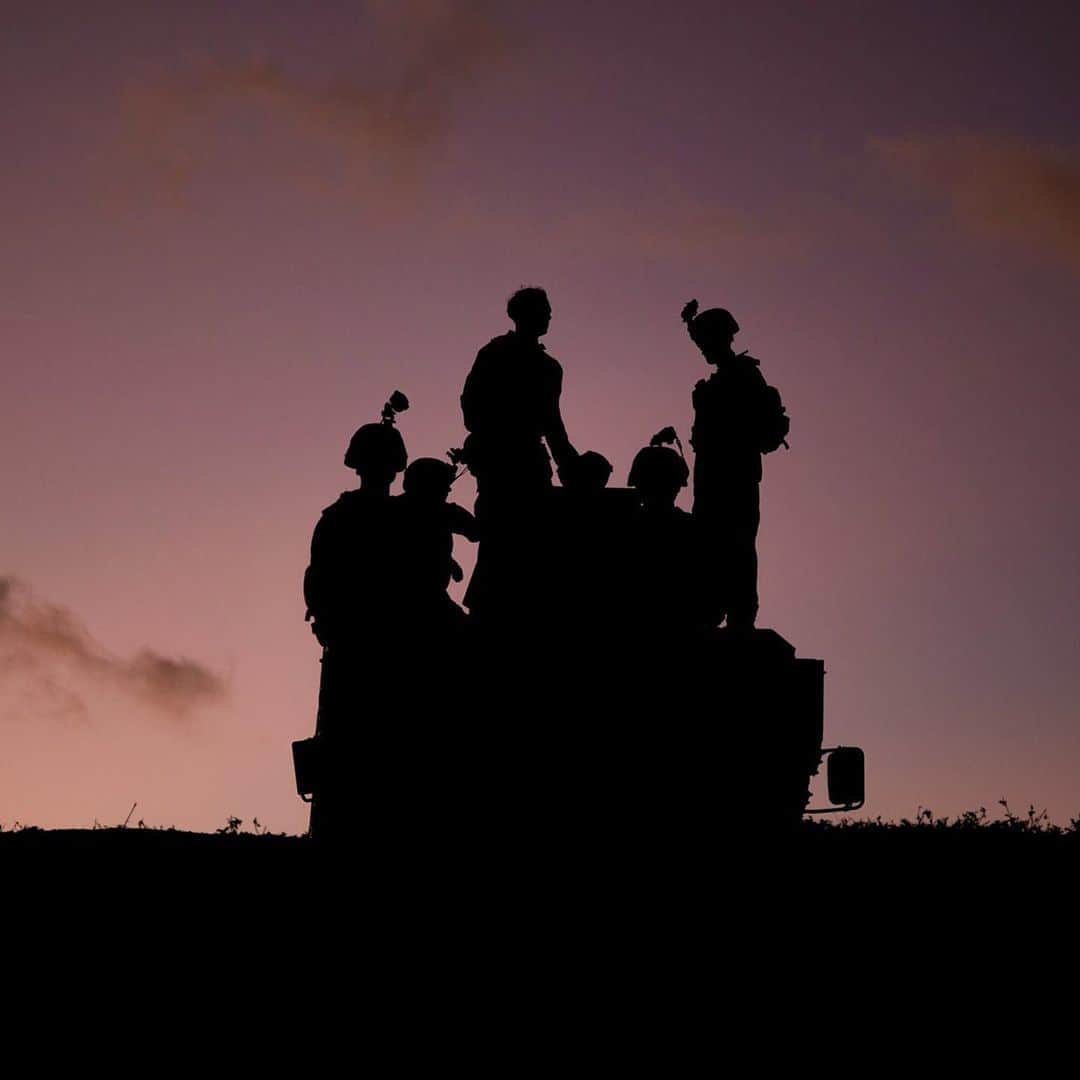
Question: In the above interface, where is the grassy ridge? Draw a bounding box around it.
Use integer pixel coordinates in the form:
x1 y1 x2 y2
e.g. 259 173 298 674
6 807 1078 946
5 801 1079 852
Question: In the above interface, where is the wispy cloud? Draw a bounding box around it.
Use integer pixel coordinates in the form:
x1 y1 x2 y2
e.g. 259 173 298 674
0 577 227 723
124 0 514 205
554 200 823 260
433 182 886 264
867 134 1080 267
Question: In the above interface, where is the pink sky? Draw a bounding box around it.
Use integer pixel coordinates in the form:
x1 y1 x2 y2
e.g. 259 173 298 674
3 1 1079 832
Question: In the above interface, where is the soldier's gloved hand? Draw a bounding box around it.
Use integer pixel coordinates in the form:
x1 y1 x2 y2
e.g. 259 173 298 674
450 557 464 583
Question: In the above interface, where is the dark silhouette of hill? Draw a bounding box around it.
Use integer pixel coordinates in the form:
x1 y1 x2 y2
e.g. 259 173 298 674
7 814 1077 996
9 807 1080 864
7 814 1080 922
1 824 308 858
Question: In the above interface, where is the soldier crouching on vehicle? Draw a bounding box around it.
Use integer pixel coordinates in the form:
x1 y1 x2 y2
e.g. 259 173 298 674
681 301 789 631
301 396 409 842
396 457 479 636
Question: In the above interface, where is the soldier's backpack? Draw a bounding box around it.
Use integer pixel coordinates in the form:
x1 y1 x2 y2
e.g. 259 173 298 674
756 382 790 454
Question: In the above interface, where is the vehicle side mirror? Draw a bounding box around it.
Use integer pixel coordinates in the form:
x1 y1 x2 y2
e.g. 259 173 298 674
292 737 321 803
827 747 865 808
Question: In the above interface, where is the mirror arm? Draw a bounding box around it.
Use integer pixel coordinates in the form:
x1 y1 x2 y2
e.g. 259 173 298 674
804 798 865 815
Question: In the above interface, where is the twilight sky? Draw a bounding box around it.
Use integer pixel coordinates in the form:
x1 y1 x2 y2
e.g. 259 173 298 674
3 0 1079 832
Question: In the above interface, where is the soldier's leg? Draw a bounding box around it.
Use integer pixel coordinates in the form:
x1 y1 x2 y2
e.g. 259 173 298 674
725 483 760 630
309 646 367 844
689 498 724 626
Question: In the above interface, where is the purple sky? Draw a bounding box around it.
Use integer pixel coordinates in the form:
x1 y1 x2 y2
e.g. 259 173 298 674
3 1 1079 832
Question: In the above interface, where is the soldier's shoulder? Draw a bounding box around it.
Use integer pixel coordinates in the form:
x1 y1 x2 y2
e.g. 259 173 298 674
737 353 768 379
313 495 348 535
311 494 353 549
319 491 351 516
469 334 513 376
476 332 514 357
322 489 389 520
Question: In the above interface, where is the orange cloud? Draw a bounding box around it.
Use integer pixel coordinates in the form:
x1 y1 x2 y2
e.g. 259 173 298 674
124 0 514 205
867 134 1080 267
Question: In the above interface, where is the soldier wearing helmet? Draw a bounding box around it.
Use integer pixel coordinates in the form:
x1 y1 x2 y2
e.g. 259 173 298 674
681 300 787 630
303 396 409 651
301 395 413 842
628 444 690 511
396 457 478 631
627 432 711 636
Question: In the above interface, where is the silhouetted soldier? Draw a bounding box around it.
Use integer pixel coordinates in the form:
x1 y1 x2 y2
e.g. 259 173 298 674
546 449 628 632
460 287 581 619
461 287 579 494
396 457 478 633
627 434 712 637
681 301 788 630
303 419 407 650
302 395 409 841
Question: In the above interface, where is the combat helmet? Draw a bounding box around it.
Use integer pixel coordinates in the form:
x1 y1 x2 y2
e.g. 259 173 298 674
575 450 614 491
628 446 689 496
403 457 456 499
680 299 739 351
344 390 409 475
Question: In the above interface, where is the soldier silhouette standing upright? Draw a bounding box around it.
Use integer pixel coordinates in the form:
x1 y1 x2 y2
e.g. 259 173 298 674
681 301 788 630
301 394 409 841
460 287 581 619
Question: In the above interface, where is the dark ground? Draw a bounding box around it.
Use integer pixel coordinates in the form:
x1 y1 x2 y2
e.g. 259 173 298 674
5 816 1075 1044
7 812 1079 884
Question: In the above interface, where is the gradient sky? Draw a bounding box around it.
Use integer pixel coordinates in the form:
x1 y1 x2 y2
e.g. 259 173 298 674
3 0 1079 833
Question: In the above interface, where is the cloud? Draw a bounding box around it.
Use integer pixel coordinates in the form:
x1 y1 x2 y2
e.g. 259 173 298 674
430 179 885 264
867 134 1080 267
554 200 820 260
0 577 227 723
123 0 514 204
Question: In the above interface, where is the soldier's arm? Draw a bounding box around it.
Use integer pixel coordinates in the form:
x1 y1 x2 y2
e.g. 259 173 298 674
303 515 334 642
446 503 480 543
690 377 712 451
303 517 328 614
461 346 495 433
460 365 479 433
541 358 579 472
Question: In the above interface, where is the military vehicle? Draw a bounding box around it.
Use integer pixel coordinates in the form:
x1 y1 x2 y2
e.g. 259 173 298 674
293 486 864 839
